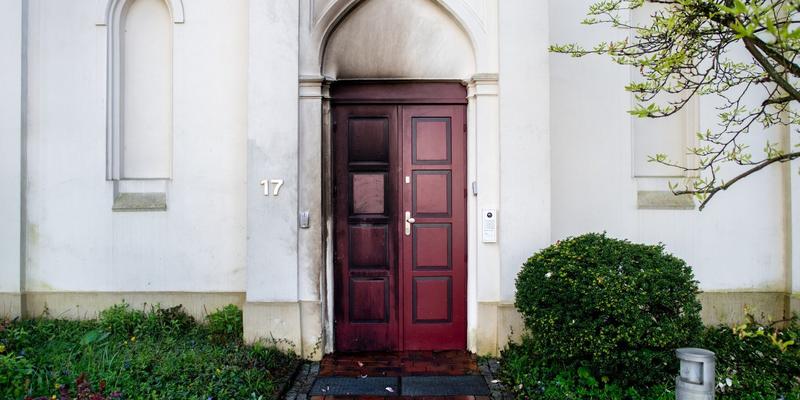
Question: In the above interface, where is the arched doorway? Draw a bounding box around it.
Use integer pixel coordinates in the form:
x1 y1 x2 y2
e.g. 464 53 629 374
320 0 476 352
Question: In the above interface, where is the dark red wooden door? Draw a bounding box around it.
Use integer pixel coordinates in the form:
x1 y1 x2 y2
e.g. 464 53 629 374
400 105 466 350
333 86 466 352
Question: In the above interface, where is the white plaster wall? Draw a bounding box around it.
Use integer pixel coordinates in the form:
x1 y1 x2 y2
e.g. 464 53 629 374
550 0 787 292
497 0 551 302
245 1 300 302
0 0 22 294
16 0 787 323
792 125 800 296
24 0 248 293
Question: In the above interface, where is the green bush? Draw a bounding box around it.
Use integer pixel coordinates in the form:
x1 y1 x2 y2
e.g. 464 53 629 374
0 304 297 400
0 353 33 399
514 233 702 386
501 338 674 399
502 318 800 400
98 302 145 336
699 314 800 399
99 302 195 338
148 304 196 334
26 374 122 400
206 304 244 343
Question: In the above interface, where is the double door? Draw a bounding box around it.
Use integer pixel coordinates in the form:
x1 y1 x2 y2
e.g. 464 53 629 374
333 102 467 351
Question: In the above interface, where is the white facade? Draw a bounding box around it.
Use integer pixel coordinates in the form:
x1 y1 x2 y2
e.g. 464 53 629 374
0 0 796 357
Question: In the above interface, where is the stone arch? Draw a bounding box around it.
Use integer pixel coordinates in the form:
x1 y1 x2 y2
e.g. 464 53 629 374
304 0 487 77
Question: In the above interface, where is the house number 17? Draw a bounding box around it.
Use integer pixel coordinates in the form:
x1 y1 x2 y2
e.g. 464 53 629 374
260 179 284 196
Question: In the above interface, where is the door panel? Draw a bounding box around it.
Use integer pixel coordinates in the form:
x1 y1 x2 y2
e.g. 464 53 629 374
401 105 466 350
334 106 399 352
333 100 466 352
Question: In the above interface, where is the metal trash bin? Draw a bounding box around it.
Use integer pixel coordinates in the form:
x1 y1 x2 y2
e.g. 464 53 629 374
675 348 715 400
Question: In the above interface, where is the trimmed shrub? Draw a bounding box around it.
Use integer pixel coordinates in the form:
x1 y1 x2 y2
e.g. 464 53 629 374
514 232 702 386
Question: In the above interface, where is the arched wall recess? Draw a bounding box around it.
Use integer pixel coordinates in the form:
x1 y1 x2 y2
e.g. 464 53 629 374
101 0 181 180
97 0 184 25
321 0 476 79
301 0 491 77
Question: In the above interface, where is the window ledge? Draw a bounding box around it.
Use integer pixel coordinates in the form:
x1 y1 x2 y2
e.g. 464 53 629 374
637 190 694 210
112 192 167 212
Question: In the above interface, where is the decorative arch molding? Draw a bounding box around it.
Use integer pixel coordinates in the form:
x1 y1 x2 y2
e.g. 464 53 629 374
302 0 490 76
96 0 184 25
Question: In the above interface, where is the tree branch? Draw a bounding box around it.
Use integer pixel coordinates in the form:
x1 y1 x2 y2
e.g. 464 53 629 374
674 151 800 210
762 95 794 106
747 34 800 78
743 37 800 102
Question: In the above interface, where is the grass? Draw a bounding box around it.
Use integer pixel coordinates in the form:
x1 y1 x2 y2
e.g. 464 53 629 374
0 303 300 400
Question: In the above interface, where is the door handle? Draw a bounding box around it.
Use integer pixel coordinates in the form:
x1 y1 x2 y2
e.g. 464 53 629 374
405 211 415 236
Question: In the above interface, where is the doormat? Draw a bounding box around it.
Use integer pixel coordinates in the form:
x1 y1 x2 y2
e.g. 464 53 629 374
401 375 491 396
309 376 399 396
308 375 490 396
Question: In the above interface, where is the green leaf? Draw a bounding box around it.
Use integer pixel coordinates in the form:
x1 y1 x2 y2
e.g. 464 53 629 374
80 329 110 346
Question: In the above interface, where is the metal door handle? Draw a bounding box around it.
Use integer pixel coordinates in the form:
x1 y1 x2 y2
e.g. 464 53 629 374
405 211 415 236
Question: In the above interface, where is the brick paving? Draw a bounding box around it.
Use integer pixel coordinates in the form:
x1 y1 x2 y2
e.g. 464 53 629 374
285 363 321 400
478 358 515 400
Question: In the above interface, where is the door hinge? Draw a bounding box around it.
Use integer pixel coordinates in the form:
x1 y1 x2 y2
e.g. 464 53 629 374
463 123 467 133
332 120 337 133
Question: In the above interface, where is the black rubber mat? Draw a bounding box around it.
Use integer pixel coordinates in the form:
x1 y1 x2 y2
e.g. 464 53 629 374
401 375 491 396
309 376 399 396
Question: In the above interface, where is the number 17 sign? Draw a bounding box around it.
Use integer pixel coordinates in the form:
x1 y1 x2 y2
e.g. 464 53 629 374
259 179 284 196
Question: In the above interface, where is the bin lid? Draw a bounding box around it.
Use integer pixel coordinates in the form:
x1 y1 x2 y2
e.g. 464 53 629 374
676 347 715 362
